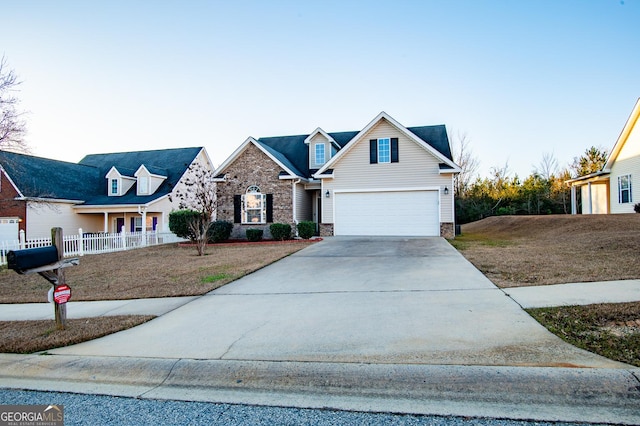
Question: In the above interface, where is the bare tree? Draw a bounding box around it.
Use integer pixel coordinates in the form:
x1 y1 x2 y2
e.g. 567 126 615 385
450 131 480 197
534 152 559 180
169 161 217 256
0 56 27 151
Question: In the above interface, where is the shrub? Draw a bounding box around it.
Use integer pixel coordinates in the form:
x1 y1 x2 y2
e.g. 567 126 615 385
168 210 201 241
635 203 640 213
207 220 233 243
269 223 291 241
297 221 316 239
246 228 263 242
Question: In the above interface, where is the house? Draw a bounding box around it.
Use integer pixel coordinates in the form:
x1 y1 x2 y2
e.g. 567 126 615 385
569 98 640 214
214 112 460 238
0 147 213 240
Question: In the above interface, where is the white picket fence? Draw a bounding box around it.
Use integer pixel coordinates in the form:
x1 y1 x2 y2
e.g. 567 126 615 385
0 229 185 266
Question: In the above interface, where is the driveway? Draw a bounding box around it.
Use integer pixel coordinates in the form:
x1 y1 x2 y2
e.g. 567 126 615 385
50 237 624 368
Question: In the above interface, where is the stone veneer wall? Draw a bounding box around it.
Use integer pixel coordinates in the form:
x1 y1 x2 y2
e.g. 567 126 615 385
440 222 454 239
318 223 334 237
216 143 294 239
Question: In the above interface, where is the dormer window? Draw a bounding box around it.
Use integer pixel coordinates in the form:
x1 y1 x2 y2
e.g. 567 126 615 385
138 176 149 195
110 179 118 195
315 144 325 165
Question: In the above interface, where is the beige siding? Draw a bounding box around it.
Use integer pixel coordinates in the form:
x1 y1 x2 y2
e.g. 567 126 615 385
294 182 312 222
308 133 330 168
27 201 103 239
322 119 454 223
610 122 640 213
580 183 609 214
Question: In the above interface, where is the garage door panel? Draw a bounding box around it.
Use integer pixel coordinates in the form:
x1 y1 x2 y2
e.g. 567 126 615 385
335 191 439 236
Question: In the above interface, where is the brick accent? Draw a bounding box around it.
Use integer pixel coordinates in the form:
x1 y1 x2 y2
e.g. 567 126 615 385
216 143 295 239
319 223 334 236
0 170 27 235
440 222 454 239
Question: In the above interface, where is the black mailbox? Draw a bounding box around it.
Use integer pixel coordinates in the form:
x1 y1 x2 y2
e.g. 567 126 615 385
7 246 59 272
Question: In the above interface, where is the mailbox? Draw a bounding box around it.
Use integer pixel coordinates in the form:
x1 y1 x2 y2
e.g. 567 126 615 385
7 246 59 272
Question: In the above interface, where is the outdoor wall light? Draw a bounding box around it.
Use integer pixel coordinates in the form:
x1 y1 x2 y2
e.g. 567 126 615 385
443 187 449 195
325 190 330 198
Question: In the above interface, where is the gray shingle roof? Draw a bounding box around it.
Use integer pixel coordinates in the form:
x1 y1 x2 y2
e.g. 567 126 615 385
0 147 202 205
256 126 451 178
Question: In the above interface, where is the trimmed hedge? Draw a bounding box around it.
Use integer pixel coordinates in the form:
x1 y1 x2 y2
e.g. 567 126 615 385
246 228 263 242
168 210 201 241
297 221 316 239
269 223 292 241
208 220 233 243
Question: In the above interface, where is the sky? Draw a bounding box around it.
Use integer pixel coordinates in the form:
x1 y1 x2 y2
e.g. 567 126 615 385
2 0 639 179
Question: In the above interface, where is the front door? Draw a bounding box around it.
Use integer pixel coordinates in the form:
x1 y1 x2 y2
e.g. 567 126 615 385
116 218 124 233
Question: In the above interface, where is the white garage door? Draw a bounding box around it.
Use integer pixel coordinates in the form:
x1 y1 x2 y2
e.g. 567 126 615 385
334 190 439 236
0 218 19 242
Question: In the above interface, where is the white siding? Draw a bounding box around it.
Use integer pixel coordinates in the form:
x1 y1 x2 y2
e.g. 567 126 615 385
294 182 312 222
308 133 330 168
322 119 454 224
27 201 103 239
610 121 640 213
580 183 608 214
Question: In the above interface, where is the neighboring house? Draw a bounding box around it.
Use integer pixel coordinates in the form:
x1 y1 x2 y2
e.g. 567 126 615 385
568 98 640 214
214 112 460 238
0 147 213 240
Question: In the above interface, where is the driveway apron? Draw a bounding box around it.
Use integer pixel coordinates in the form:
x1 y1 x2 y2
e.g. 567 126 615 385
51 237 625 368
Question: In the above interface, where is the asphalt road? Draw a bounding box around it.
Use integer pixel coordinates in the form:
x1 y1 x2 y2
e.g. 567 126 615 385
0 389 597 426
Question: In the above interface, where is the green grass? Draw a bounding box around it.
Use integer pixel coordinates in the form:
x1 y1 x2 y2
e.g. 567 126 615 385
201 273 232 283
527 303 640 367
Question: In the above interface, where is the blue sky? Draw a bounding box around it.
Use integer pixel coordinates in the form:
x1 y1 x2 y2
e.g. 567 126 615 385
2 0 639 178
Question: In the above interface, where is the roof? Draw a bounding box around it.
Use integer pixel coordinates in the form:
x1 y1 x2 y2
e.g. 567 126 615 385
604 97 640 171
0 147 204 205
219 116 453 179
0 150 100 200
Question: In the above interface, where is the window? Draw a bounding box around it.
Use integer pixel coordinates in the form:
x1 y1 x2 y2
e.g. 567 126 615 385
242 185 266 224
378 138 390 163
618 174 632 204
134 217 143 232
315 143 326 165
369 138 399 164
138 176 149 194
110 179 118 195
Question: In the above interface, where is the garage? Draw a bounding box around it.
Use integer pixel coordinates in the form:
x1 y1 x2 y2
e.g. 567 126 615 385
334 190 440 236
0 218 19 242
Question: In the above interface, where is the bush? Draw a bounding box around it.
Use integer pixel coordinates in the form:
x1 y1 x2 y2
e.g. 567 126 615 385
168 210 201 241
269 223 291 241
297 221 316 239
246 228 263 242
635 203 640 213
207 220 233 243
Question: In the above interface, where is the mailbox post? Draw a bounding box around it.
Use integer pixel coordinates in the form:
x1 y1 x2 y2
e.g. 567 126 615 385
7 227 78 330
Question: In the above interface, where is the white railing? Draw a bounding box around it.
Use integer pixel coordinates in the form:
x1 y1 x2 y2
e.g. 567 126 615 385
0 229 186 266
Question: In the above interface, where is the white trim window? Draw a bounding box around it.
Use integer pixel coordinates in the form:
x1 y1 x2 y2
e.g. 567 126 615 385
110 178 118 195
242 185 266 224
618 174 632 204
377 138 391 163
315 143 326 165
138 176 149 195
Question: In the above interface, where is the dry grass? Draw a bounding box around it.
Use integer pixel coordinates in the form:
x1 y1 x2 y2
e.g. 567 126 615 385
0 241 315 303
0 316 155 354
452 214 640 288
0 241 314 353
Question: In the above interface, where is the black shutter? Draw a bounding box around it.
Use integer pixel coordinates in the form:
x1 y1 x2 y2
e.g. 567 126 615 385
369 139 377 164
266 194 273 223
233 195 241 223
391 137 399 163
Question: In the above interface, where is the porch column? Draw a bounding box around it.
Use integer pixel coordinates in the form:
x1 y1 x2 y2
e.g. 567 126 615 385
570 185 577 215
161 211 166 232
103 212 109 233
141 209 147 246
587 182 593 214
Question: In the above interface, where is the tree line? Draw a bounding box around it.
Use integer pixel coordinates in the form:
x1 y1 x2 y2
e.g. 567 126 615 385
453 133 608 224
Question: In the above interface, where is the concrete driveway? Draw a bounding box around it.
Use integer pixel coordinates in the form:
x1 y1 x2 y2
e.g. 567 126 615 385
50 237 624 368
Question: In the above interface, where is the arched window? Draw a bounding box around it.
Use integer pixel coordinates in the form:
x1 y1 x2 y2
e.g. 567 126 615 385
242 185 266 223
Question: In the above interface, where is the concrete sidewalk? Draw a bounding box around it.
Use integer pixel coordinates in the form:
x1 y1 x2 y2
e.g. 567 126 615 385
1 280 638 321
